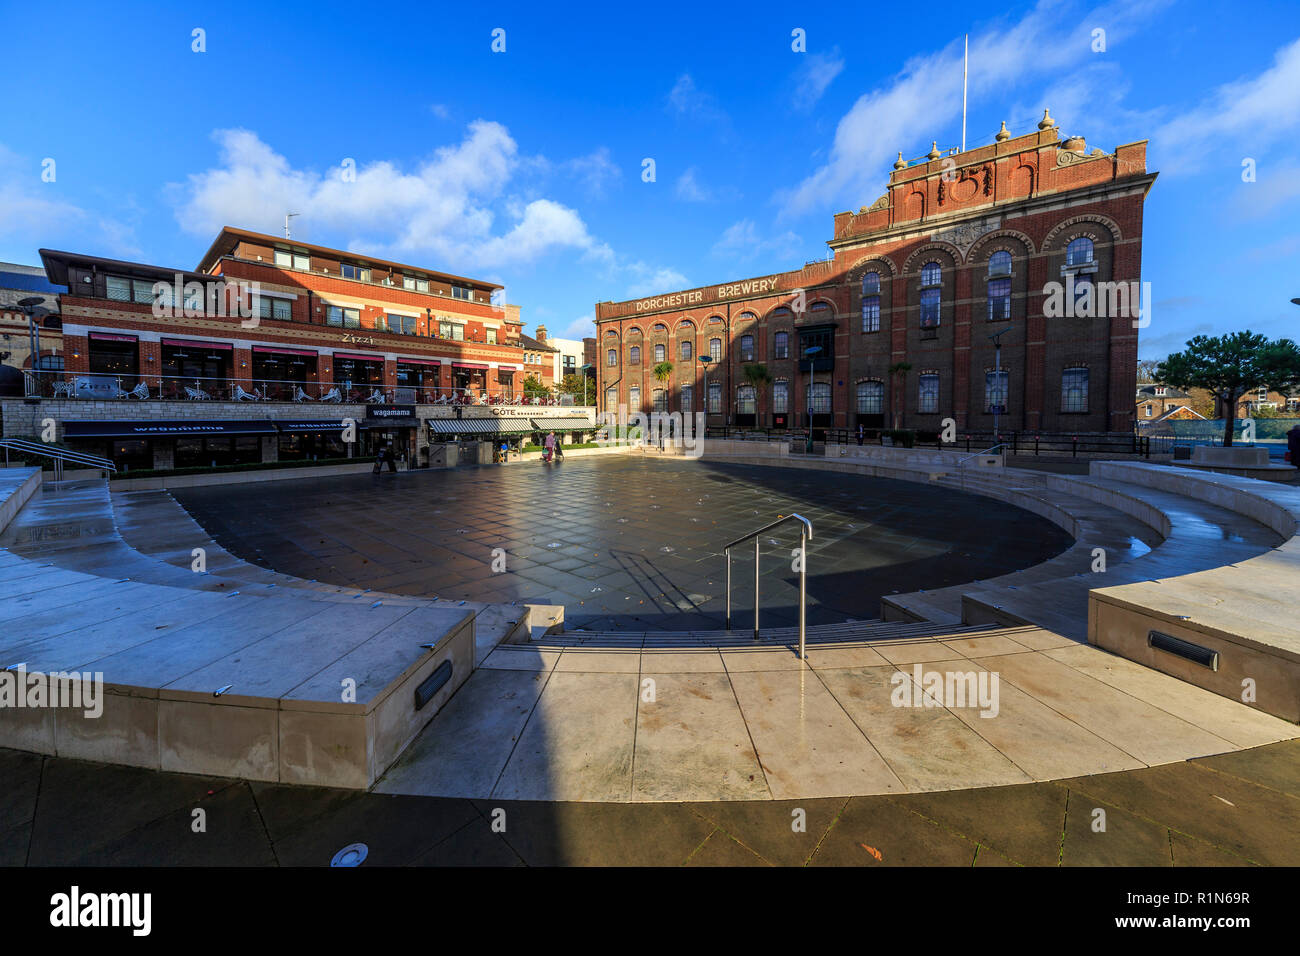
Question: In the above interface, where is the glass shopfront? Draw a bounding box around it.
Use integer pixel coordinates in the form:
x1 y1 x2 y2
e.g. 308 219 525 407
452 364 488 401
333 355 384 402
175 436 262 469
87 334 139 388
253 348 319 401
396 360 439 404
277 430 349 461
160 340 231 400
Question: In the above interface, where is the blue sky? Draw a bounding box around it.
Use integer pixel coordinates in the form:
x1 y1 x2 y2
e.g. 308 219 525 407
2 0 1298 359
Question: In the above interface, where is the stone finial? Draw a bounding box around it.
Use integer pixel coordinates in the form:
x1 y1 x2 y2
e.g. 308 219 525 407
927 141 941 160
995 120 1010 142
1038 108 1055 130
893 152 907 170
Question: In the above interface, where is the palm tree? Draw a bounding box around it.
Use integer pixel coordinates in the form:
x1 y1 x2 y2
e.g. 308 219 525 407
743 363 772 425
888 361 912 431
652 361 674 412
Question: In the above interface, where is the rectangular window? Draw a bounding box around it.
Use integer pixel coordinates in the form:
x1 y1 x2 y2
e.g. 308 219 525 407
106 276 131 302
774 332 789 359
487 329 497 344
438 321 464 340
1062 368 1089 413
773 381 788 413
918 374 939 414
401 276 428 292
292 250 310 271
739 334 754 362
451 283 471 300
274 249 292 268
327 306 360 329
710 339 722 361
862 298 880 333
680 340 692 360
340 263 371 282
987 278 1012 321
680 385 693 411
259 297 293 322
629 386 641 409
387 314 417 335
708 382 721 413
920 288 941 328
985 371 1009 414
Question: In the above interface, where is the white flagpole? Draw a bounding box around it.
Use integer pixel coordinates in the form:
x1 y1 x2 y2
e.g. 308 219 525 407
962 34 968 152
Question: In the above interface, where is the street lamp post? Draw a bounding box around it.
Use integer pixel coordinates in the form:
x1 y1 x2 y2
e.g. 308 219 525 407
804 345 823 453
579 363 593 406
987 325 1014 438
15 297 46 396
699 355 713 429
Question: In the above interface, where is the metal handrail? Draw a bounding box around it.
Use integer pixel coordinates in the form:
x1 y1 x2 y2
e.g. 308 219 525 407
723 513 814 660
0 438 117 480
955 443 1006 466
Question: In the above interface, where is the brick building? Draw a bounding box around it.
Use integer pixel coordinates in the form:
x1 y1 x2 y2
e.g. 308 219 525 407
595 112 1156 436
21 227 579 469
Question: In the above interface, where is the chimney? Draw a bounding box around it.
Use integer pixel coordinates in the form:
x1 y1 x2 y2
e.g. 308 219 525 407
536 325 547 343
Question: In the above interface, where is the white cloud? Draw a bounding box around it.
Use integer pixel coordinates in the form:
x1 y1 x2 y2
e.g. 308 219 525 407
675 167 710 202
712 219 804 263
626 265 690 298
430 104 451 119
562 147 621 199
556 313 596 339
791 50 845 111
171 122 612 271
1158 38 1300 173
776 0 1170 219
667 74 726 123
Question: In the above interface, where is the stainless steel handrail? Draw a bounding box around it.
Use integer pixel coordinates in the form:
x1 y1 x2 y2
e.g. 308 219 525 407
955 443 1007 466
0 438 117 480
724 513 814 660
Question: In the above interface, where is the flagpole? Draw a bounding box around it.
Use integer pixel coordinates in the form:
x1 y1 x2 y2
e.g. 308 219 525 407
962 33 968 152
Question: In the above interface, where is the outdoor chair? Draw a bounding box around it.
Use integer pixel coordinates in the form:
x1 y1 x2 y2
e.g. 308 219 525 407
184 385 210 401
320 387 343 403
294 386 316 403
233 385 262 402
128 382 150 400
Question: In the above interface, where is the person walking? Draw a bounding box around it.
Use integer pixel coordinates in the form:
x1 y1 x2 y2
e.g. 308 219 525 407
554 435 565 462
543 430 556 463
386 442 398 473
856 423 865 446
372 444 385 475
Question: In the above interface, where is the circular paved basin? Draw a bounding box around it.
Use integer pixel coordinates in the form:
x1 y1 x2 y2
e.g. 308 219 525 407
173 457 1072 630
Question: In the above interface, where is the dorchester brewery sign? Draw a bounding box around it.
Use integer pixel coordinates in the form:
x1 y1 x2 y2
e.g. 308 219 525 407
632 275 782 312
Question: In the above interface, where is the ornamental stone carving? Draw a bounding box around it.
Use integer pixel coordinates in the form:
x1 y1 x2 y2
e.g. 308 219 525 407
931 216 1002 257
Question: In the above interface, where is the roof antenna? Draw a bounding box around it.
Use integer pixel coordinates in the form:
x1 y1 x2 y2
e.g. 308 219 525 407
285 212 299 239
961 33 968 152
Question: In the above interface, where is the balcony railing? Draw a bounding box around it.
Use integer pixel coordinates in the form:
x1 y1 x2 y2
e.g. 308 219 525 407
20 371 589 408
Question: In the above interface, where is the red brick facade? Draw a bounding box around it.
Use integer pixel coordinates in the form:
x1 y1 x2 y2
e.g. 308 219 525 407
595 118 1156 435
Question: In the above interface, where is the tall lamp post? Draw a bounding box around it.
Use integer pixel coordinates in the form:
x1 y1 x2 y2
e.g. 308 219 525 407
804 345 822 453
699 355 713 430
15 297 47 396
579 363 593 406
987 325 1014 438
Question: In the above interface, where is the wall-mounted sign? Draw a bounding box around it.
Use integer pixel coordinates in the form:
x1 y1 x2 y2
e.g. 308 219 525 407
366 404 416 421
341 333 376 345
631 275 782 313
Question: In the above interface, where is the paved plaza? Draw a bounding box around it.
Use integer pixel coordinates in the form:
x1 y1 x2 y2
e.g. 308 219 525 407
169 457 1074 631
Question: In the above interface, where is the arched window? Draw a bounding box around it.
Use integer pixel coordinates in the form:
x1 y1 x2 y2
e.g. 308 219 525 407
709 338 722 361
739 334 754 361
607 348 617 367
738 311 756 323
988 251 1012 276
806 382 831 414
654 343 665 362
920 261 941 328
707 381 721 413
679 339 692 360
810 302 832 318
736 385 756 414
774 331 789 359
856 381 883 415
628 385 641 409
1066 237 1094 266
862 272 880 294
629 345 640 365
773 380 789 413
653 322 668 334
605 386 617 408
918 373 940 414
1062 367 1089 412
680 384 693 411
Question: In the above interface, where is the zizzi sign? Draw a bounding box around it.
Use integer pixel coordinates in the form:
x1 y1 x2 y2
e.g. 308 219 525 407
341 333 376 344
632 275 782 312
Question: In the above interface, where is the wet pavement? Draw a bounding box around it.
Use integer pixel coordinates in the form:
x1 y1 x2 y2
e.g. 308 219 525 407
172 457 1073 630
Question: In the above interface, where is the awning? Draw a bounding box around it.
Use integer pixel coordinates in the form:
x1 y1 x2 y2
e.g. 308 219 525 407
531 417 595 430
332 352 384 362
274 420 363 434
396 357 441 366
452 362 489 370
63 419 278 439
253 346 317 358
88 332 137 343
426 417 533 435
162 338 232 350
